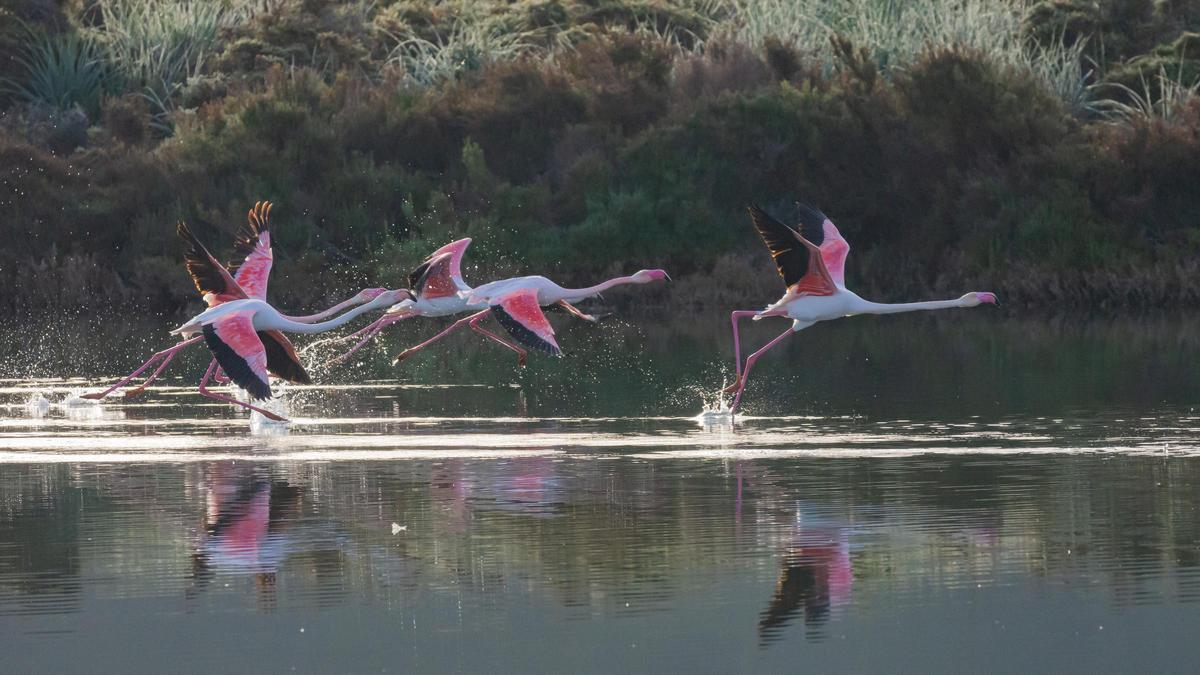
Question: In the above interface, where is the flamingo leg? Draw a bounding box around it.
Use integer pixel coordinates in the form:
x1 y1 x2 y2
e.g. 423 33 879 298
728 326 802 414
327 313 413 367
81 336 203 400
198 360 288 422
468 313 528 367
556 300 605 323
393 310 490 365
727 311 760 383
723 310 785 393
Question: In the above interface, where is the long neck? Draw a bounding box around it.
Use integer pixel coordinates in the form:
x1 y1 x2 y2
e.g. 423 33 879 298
262 301 382 333
857 298 967 315
283 295 360 323
558 275 637 301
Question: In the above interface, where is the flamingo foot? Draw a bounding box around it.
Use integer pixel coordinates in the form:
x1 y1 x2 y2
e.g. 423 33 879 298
518 353 527 368
123 386 148 399
392 349 415 366
721 380 741 395
78 391 107 400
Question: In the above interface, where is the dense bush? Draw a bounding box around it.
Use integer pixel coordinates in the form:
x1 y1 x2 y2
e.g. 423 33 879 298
0 0 1197 317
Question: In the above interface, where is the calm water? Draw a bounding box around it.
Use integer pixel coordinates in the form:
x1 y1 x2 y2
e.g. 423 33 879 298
1 313 1199 673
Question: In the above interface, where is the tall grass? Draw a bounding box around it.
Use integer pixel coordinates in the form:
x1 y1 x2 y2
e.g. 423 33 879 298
715 0 1089 110
386 18 541 86
88 0 232 93
2 30 108 117
1094 65 1200 125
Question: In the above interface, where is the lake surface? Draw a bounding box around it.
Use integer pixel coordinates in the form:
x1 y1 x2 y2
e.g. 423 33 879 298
1 313 1198 673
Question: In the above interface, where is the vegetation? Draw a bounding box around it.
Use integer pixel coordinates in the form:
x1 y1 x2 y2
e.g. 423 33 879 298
0 0 1197 317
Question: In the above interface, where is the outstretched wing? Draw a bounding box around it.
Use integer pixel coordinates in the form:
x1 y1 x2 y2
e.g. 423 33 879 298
796 201 850 288
178 221 248 306
407 238 472 299
489 288 562 357
258 330 311 384
228 201 273 300
202 312 272 400
408 252 459 300
747 204 837 297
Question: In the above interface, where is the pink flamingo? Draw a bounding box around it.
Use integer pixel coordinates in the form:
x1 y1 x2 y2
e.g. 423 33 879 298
723 202 997 414
169 229 409 421
82 202 387 400
330 237 667 366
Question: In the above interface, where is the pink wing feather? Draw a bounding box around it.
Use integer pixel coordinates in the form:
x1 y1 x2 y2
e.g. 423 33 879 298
230 201 273 300
819 219 850 287
203 311 272 399
427 237 470 284
490 288 562 356
408 238 471 299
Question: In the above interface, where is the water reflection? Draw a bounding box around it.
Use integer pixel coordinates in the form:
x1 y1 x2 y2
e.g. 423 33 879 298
758 510 853 645
188 464 304 609
1 450 1200 670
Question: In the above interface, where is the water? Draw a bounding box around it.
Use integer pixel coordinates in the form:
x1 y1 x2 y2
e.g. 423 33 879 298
1 313 1198 672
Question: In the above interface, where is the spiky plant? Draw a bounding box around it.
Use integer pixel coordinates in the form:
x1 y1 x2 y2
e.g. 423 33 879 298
2 30 109 117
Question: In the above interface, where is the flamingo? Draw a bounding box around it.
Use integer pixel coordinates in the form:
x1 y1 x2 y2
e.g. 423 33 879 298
167 220 409 421
81 202 388 400
330 237 668 366
722 202 998 414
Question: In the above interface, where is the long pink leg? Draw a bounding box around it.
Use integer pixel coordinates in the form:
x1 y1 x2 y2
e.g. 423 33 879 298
722 310 784 393
327 314 413 366
729 327 796 414
81 336 203 400
468 313 528 367
393 310 490 365
122 350 181 398
198 360 288 422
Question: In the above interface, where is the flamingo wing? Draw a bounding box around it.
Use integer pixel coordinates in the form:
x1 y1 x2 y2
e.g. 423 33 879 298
202 311 272 400
258 330 311 384
748 204 837 297
489 288 562 357
178 221 249 304
407 252 459 300
796 201 850 288
228 201 273 300
407 238 472 299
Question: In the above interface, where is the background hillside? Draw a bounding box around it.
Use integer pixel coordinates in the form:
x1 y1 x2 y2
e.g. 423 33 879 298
1 0 1198 316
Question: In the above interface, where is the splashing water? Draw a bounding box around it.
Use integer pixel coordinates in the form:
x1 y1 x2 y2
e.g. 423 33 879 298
24 393 51 416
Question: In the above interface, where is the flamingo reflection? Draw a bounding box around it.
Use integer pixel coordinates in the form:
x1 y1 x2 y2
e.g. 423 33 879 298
758 513 853 645
189 464 302 609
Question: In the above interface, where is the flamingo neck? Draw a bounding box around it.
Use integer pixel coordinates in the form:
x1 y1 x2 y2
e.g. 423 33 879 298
857 298 968 315
558 276 636 301
261 300 385 333
284 295 360 323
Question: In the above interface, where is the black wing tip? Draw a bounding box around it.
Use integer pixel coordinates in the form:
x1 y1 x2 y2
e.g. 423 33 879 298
203 325 273 400
491 305 561 356
249 200 272 235
794 200 828 230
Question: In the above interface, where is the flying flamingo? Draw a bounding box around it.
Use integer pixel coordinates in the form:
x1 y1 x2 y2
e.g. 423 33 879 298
329 237 668 366
722 202 998 414
166 220 409 421
81 202 387 400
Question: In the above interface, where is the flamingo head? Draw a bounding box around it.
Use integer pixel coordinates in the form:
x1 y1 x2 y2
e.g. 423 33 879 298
631 269 670 284
962 291 999 307
353 287 389 303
